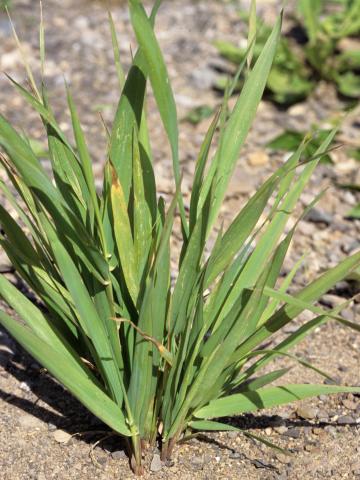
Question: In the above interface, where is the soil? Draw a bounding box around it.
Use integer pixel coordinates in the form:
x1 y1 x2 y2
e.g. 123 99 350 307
0 0 359 479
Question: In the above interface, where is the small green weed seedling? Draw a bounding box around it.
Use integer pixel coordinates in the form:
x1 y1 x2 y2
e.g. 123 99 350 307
216 0 360 105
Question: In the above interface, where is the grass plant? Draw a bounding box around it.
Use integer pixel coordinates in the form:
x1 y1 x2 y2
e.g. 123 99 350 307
0 0 359 474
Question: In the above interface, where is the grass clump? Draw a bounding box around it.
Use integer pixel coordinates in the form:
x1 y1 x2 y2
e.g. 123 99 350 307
0 0 359 475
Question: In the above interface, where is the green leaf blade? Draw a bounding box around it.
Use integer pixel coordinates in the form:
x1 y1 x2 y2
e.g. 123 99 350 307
195 384 360 419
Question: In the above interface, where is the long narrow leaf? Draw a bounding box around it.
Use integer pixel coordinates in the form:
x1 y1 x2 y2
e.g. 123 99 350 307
195 384 360 419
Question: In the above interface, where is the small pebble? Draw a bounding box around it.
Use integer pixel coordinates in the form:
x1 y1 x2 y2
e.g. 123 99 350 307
288 103 307 117
275 426 288 434
248 150 269 167
304 208 333 225
321 294 343 308
53 429 72 444
341 309 354 321
229 451 242 459
190 67 217 90
190 455 204 471
47 423 57 432
316 409 329 420
96 452 107 466
283 428 300 439
296 406 318 420
150 453 162 473
19 381 31 393
111 450 126 460
283 324 298 334
275 452 291 465
342 240 360 254
337 415 356 425
342 398 358 411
